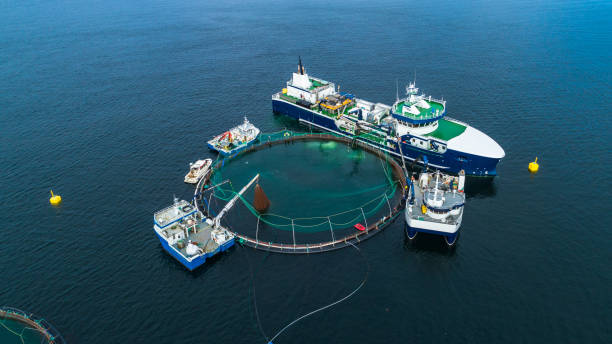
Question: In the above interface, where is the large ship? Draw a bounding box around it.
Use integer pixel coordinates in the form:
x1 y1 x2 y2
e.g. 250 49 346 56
272 59 505 176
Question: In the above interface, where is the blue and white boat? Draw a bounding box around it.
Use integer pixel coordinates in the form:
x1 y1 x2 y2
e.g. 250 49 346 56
272 58 505 176
405 169 466 246
207 117 260 156
153 197 235 271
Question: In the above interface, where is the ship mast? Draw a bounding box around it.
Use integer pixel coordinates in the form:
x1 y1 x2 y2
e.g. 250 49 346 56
298 56 305 75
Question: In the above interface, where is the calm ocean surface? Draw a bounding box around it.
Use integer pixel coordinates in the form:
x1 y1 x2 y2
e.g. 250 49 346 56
1 0 611 342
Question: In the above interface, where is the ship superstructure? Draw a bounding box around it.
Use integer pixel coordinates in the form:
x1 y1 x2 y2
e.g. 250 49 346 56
272 59 504 176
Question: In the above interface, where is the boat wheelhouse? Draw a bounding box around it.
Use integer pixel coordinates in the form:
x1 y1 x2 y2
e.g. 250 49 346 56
272 59 505 176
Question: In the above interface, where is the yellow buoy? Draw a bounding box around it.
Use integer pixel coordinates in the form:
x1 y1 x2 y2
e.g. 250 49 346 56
49 190 62 205
421 204 427 214
282 88 287 94
528 157 539 173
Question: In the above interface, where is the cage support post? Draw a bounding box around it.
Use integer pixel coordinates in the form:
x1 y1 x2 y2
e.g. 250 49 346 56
361 208 368 233
292 219 296 248
328 216 335 246
385 194 392 217
255 216 260 247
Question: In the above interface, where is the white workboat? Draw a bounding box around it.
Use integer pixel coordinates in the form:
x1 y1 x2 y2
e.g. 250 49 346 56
405 169 466 246
184 159 213 184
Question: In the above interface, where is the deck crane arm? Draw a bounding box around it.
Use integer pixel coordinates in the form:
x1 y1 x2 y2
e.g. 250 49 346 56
214 174 260 228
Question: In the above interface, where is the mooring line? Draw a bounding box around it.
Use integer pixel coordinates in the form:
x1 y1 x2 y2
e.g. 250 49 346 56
238 240 270 342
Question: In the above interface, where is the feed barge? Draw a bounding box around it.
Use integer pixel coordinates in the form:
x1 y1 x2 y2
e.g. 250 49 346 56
154 174 260 270
153 198 235 271
272 59 505 176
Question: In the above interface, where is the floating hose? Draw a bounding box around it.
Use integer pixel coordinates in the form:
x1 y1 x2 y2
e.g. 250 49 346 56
267 241 369 343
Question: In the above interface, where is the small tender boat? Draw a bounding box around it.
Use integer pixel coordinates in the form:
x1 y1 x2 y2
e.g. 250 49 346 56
153 197 235 271
405 169 466 246
184 158 212 184
207 117 260 156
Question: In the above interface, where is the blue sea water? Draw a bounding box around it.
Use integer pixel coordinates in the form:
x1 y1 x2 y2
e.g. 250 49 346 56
1 0 611 343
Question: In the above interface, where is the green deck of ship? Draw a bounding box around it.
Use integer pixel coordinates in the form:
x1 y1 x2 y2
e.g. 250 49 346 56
356 131 386 144
395 100 445 120
309 79 326 89
425 119 467 141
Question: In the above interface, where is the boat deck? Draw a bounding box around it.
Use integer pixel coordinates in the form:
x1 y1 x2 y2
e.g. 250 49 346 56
161 220 220 256
309 78 326 89
407 181 462 225
395 100 445 120
425 119 467 141
277 92 466 143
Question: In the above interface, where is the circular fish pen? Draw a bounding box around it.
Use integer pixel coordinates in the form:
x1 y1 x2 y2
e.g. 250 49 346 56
0 307 65 344
195 131 407 253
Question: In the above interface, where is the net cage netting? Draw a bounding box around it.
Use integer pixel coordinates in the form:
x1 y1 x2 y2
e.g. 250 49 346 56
0 307 65 344
195 130 407 253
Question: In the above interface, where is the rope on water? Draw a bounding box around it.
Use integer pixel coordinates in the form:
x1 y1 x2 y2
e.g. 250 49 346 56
237 241 269 343
267 241 369 343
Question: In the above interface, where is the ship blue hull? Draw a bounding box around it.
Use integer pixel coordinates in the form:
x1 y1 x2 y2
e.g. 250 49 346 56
272 99 500 176
404 222 459 245
207 140 256 157
155 232 235 271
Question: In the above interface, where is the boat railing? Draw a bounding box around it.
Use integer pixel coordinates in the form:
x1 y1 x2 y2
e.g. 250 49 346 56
0 306 66 344
427 96 446 106
444 116 468 126
154 201 192 227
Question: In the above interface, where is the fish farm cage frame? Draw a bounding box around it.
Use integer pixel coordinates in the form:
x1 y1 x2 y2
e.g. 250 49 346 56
194 130 407 254
0 306 66 344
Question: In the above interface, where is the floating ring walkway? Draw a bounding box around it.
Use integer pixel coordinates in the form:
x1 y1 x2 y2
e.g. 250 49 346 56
0 306 65 344
194 131 407 253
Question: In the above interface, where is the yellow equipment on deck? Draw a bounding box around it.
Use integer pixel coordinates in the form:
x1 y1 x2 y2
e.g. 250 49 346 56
320 98 352 111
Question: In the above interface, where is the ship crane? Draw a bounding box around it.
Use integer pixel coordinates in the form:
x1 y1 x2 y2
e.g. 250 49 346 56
213 174 260 229
219 131 233 143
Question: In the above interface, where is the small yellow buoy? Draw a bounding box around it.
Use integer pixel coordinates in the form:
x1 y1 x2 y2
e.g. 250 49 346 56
49 190 62 205
421 204 427 214
528 157 539 173
282 88 287 94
